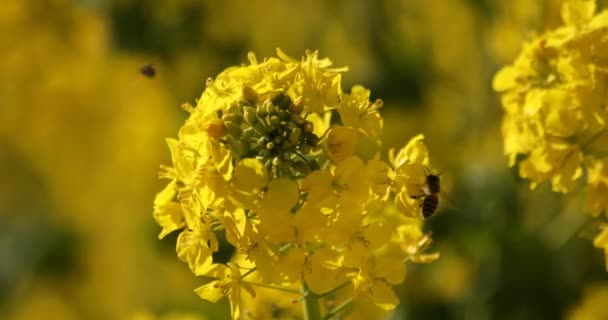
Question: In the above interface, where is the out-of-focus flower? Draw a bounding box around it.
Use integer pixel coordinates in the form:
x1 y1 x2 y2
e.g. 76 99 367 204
486 0 563 64
494 0 608 268
0 0 194 319
594 226 608 271
154 49 438 319
131 310 205 320
7 284 77 320
567 283 608 320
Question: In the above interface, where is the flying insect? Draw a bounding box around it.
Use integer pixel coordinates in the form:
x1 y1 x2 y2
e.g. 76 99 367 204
411 168 443 219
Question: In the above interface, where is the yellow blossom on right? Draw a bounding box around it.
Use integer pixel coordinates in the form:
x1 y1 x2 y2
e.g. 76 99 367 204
493 0 608 269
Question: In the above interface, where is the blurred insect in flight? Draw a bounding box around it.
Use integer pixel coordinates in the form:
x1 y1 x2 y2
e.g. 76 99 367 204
140 64 156 78
411 168 443 219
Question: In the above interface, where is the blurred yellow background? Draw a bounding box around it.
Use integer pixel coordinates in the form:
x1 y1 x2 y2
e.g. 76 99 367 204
1 0 607 319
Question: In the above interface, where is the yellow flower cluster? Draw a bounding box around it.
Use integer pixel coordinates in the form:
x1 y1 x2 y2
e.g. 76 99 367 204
493 0 608 269
154 49 438 319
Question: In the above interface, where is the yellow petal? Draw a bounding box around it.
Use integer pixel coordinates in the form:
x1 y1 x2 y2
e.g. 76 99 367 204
373 244 406 285
492 66 517 92
393 134 429 168
395 191 420 218
222 209 249 247
275 247 307 282
369 281 399 310
543 91 579 137
200 168 227 209
176 227 216 275
334 156 370 204
276 47 299 63
209 140 234 181
594 227 608 248
363 222 392 250
194 281 224 303
258 178 299 213
256 179 299 242
301 168 334 208
179 195 203 232
166 138 195 182
561 0 595 26
343 240 370 269
305 248 346 294
308 112 331 138
153 180 185 239
326 205 364 245
323 126 359 163
232 158 268 193
293 205 328 243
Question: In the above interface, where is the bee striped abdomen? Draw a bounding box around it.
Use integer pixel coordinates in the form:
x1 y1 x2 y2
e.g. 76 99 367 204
422 194 439 219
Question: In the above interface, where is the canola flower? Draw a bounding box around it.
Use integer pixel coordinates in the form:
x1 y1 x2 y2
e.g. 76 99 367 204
493 0 608 270
154 49 438 319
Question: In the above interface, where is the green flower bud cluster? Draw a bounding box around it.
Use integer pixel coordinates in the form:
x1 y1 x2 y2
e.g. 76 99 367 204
219 88 320 177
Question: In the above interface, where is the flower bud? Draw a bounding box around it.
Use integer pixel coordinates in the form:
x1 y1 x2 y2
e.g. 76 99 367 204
257 137 267 146
243 127 255 138
270 115 280 125
292 114 305 126
289 127 302 145
372 99 384 110
259 149 270 158
180 103 195 113
222 113 243 124
289 96 304 114
202 119 228 139
242 86 258 103
240 140 250 154
277 94 292 110
303 121 314 133
224 120 242 137
286 121 297 130
263 99 276 115
306 133 320 146
307 159 321 171
272 157 283 167
299 143 312 154
243 106 257 125
292 161 311 175
278 110 290 121
256 104 268 118
271 93 285 106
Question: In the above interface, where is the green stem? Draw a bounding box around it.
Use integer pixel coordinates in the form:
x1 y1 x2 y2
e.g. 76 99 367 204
241 280 300 294
302 283 322 320
241 243 292 280
323 299 353 320
316 280 351 299
241 267 256 279
582 129 607 149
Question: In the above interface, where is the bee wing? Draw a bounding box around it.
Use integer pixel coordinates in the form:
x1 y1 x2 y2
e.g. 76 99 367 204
437 191 459 213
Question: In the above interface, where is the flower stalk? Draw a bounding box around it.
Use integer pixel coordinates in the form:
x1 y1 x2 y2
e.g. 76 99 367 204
302 284 322 320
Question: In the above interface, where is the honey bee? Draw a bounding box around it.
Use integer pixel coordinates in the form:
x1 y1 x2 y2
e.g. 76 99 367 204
140 64 156 78
411 168 443 219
